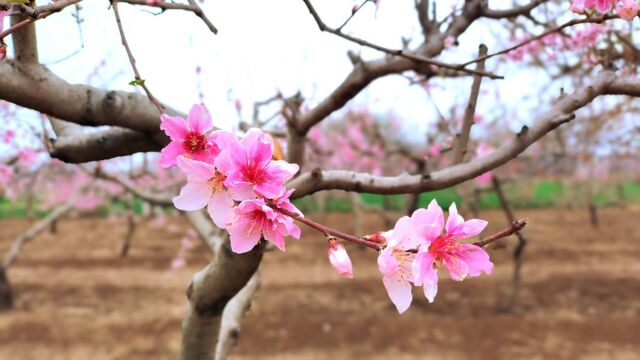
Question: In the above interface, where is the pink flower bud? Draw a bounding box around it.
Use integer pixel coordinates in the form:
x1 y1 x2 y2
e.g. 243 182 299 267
328 239 353 279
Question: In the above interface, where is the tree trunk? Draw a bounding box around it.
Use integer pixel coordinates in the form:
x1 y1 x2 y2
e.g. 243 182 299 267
120 213 136 258
492 176 528 311
180 210 263 360
588 201 598 227
0 267 13 311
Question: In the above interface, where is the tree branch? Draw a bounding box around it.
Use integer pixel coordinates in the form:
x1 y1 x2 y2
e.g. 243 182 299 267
117 0 218 34
300 0 502 80
289 70 631 198
214 271 261 360
452 44 488 164
2 203 73 268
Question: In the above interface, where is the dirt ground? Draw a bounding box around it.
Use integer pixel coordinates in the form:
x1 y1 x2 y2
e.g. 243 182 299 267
0 206 639 359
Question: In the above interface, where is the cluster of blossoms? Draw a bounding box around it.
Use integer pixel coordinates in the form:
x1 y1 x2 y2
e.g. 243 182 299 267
159 105 302 254
373 200 493 313
571 0 639 20
506 25 609 63
161 105 495 313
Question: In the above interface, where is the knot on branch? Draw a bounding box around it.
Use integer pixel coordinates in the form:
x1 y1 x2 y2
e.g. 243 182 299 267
101 91 124 117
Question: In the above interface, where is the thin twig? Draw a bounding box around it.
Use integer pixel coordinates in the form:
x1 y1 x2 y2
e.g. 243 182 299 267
271 204 383 250
300 0 503 80
473 218 528 247
0 0 81 40
111 0 165 114
337 0 370 31
115 0 218 33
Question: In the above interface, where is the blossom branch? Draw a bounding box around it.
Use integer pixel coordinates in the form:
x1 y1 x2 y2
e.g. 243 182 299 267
459 14 617 69
473 218 528 248
300 0 502 80
271 203 383 250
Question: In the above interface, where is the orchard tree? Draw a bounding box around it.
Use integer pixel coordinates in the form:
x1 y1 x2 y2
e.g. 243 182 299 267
1 0 640 359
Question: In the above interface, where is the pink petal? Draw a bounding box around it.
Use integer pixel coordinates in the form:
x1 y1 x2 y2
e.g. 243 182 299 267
262 224 286 251
382 273 413 314
410 200 444 244
241 128 273 168
177 157 215 182
186 104 213 133
173 182 209 211
159 141 185 168
377 247 398 277
445 202 465 237
458 244 493 277
422 275 438 303
412 251 435 286
444 255 469 281
460 219 488 239
160 115 187 141
387 216 413 248
229 212 263 254
207 191 234 229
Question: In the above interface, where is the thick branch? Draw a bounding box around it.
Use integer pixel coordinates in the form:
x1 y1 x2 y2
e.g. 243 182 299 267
48 118 158 162
0 60 179 139
214 272 261 360
289 70 629 197
180 240 263 360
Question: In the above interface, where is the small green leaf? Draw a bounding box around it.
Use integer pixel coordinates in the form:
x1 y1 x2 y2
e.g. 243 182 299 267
7 0 30 3
129 79 146 87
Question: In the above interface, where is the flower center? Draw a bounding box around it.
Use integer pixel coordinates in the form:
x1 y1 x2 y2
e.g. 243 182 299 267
183 132 206 153
429 235 459 267
208 171 227 193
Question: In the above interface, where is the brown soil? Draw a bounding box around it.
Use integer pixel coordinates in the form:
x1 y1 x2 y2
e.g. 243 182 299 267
0 206 639 359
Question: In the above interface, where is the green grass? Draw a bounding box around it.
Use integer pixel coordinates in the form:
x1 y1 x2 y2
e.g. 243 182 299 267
2 180 640 218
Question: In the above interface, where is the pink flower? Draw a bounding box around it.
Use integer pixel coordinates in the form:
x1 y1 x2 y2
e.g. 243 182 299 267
377 216 421 313
18 149 39 167
1 129 14 143
413 201 492 303
328 239 353 279
617 0 639 20
172 156 235 229
227 198 301 253
159 104 215 168
171 257 186 270
570 0 586 13
0 164 12 183
222 128 299 199
0 11 6 33
595 0 615 13
474 142 495 186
